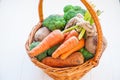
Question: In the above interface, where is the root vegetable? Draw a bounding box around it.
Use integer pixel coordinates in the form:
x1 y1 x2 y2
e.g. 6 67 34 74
60 38 85 59
64 30 79 41
85 36 97 54
85 36 107 54
52 36 79 58
29 30 64 57
34 27 50 41
42 52 84 68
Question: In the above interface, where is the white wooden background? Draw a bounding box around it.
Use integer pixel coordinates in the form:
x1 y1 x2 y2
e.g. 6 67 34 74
0 0 120 80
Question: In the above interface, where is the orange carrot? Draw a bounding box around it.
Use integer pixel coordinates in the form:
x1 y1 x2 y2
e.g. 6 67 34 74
52 36 79 58
64 30 79 41
29 30 64 57
60 38 85 59
42 52 84 68
64 32 70 38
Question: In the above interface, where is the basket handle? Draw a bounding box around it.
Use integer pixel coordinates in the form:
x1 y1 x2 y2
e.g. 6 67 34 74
38 0 43 22
38 0 103 62
81 0 103 63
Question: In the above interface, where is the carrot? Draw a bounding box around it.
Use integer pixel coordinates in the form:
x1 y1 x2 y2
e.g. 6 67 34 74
60 38 85 59
52 36 79 58
81 0 103 61
42 52 84 68
29 30 64 57
64 32 70 38
64 30 79 41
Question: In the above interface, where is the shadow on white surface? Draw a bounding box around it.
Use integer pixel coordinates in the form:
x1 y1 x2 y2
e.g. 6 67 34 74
20 55 53 80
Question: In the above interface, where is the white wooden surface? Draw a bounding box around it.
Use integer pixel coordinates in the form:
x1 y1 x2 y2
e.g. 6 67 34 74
0 0 120 80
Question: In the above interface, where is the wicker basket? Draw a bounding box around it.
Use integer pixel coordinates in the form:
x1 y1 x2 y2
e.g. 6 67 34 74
25 0 104 80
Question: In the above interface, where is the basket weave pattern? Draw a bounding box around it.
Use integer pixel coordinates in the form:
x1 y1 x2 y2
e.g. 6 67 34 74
25 0 103 80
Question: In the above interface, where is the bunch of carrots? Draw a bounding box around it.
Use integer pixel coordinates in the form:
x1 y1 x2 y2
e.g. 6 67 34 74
29 29 85 59
29 23 90 68
29 28 85 67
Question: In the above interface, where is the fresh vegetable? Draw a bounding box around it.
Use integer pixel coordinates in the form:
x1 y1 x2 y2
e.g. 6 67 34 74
63 5 74 13
62 25 79 33
29 42 47 61
34 27 50 41
47 44 60 56
52 36 79 58
63 5 86 22
78 28 86 40
84 11 94 25
63 25 85 40
85 36 107 54
42 15 66 31
29 30 64 57
42 52 84 68
60 38 85 59
85 36 97 54
29 42 40 50
80 48 94 61
36 50 47 61
64 13 83 29
64 30 79 41
63 32 70 38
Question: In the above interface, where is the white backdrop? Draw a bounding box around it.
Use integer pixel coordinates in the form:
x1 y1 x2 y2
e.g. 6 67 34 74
0 0 120 80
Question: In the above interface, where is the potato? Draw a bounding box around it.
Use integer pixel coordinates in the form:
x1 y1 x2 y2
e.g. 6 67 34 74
85 36 107 54
34 27 50 41
85 36 97 54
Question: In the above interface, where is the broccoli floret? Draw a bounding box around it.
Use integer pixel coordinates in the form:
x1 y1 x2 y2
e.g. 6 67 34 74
73 6 81 11
64 10 78 22
43 15 66 31
63 5 86 22
47 44 60 56
36 50 47 61
29 42 40 50
80 48 94 61
63 5 74 13
76 9 86 15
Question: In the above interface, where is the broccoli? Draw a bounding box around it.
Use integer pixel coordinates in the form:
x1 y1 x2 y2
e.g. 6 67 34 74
29 42 40 50
63 5 86 22
42 15 66 31
80 48 94 61
36 50 47 61
64 10 79 23
73 6 82 11
63 5 74 13
47 44 60 56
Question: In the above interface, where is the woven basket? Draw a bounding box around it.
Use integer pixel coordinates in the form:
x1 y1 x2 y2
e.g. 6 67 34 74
25 0 104 80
